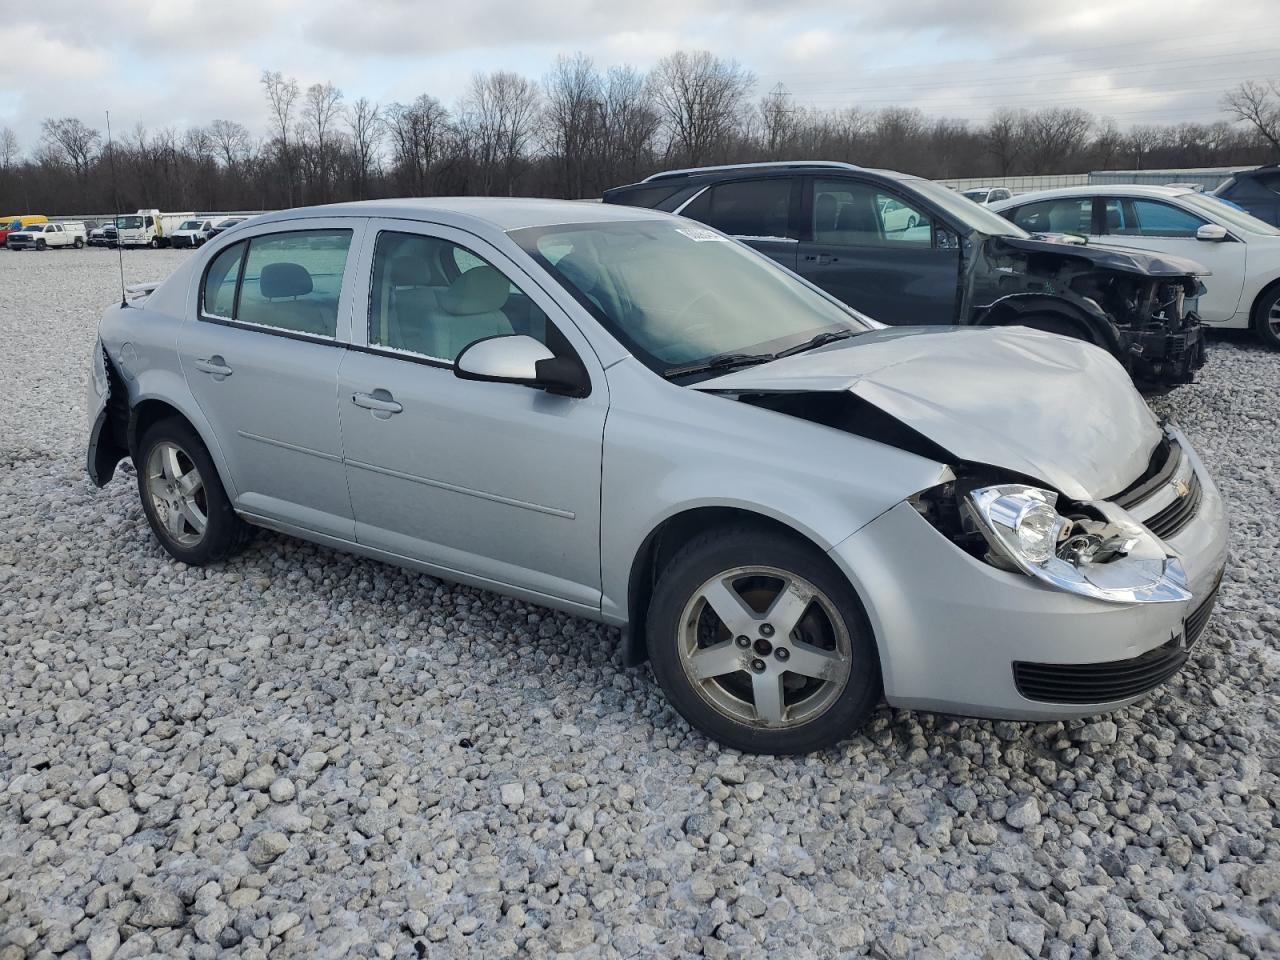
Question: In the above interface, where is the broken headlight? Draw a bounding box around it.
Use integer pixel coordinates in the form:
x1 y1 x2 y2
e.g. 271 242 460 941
964 484 1190 604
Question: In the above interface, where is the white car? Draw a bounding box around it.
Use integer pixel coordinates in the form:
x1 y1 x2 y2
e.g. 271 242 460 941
6 221 86 250
170 218 217 249
961 187 1013 205
991 185 1280 348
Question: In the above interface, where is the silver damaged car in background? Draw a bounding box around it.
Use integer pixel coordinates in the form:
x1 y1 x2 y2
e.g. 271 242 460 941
86 198 1228 754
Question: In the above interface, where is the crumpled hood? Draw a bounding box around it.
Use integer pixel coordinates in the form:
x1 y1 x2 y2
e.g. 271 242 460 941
694 326 1163 501
994 234 1210 277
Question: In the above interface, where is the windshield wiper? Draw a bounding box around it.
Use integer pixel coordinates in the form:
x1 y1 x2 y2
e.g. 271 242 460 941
662 352 775 380
773 329 859 358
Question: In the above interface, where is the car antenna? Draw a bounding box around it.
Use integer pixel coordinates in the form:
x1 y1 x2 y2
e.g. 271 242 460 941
105 110 128 308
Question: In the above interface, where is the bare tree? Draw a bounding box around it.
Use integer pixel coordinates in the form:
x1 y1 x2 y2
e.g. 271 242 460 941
459 71 540 195
543 53 603 197
600 65 660 185
261 70 300 201
649 51 754 166
984 108 1026 176
0 126 18 170
40 117 100 177
1126 124 1162 169
346 97 383 198
1222 80 1280 156
758 83 797 159
1022 107 1092 171
303 81 344 200
209 119 251 171
386 94 451 195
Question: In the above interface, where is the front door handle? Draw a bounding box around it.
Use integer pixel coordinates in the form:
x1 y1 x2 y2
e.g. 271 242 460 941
352 389 403 416
193 356 233 378
804 253 837 265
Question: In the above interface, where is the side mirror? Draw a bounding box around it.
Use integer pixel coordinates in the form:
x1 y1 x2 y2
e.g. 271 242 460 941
1196 224 1229 242
454 335 589 397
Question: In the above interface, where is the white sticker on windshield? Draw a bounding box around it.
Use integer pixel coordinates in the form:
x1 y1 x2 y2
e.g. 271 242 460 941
675 226 728 242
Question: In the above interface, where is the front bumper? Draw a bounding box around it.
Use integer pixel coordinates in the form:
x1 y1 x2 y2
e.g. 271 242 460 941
1124 314 1206 388
828 442 1228 720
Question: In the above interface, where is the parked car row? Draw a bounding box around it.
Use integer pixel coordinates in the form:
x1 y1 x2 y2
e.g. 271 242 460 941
6 220 86 250
603 161 1209 386
87 193 1228 754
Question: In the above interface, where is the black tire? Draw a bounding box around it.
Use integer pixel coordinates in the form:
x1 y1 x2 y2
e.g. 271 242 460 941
149 237 160 249
35 239 46 251
646 525 881 754
135 417 251 565
1012 313 1094 343
1252 285 1280 350
73 238 84 249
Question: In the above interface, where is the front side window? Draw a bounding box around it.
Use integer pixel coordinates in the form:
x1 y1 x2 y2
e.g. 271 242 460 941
368 231 551 363
681 178 792 238
1102 198 1205 238
812 178 932 246
201 229 352 337
515 219 869 376
1009 197 1092 234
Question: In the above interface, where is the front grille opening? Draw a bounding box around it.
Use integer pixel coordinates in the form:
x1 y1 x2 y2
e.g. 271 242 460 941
1143 472 1203 541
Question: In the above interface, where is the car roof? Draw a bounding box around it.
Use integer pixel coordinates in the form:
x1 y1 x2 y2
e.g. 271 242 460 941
993 184 1194 204
250 197 670 233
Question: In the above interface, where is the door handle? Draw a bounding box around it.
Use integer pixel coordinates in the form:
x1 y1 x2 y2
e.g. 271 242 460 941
804 253 837 265
352 390 403 415
193 356 233 378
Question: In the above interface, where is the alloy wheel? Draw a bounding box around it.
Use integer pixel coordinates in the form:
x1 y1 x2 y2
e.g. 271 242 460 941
1269 299 1280 337
677 565 852 728
145 441 208 547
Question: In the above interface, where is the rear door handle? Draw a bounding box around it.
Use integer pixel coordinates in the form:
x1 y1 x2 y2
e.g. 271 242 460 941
193 356 233 378
352 390 403 415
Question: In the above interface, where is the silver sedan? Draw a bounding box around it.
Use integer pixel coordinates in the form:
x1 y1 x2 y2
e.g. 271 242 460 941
87 198 1228 754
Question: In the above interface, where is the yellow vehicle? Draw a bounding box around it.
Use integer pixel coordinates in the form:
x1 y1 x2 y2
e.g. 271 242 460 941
0 215 48 246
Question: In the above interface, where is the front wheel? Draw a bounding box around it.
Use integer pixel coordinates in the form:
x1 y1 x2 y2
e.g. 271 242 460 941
136 418 251 564
1253 286 1280 350
35 239 46 251
647 526 881 754
149 237 160 249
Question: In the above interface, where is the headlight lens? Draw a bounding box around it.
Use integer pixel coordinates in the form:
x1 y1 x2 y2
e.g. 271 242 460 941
966 484 1190 604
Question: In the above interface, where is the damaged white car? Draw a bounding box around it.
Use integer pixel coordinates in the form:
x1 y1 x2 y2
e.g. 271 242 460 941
86 199 1228 754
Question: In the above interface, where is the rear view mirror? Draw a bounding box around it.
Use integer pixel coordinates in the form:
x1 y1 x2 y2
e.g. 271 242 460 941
1196 224 1228 242
455 335 589 397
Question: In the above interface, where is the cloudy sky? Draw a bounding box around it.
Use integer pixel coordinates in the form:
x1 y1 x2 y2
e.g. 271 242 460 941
1 0 1276 150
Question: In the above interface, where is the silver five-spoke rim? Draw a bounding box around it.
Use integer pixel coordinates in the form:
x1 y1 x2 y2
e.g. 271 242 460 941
1268 299 1280 337
145 441 207 547
678 565 852 729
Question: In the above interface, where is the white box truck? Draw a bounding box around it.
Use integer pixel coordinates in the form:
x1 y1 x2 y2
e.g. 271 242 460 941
114 209 196 248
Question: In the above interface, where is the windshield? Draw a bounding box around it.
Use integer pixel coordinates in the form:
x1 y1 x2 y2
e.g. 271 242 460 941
24 224 42 232
962 189 990 202
909 179 1027 237
513 219 871 377
116 216 143 229
179 220 201 230
216 218 243 228
1182 193 1280 236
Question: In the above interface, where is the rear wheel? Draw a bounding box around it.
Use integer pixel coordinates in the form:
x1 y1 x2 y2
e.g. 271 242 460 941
647 526 881 754
1252 285 1280 350
73 238 84 249
136 418 251 564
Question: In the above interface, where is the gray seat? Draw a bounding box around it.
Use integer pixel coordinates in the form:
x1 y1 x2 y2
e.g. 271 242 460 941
385 256 442 351
423 266 514 361
1048 202 1086 234
240 262 327 335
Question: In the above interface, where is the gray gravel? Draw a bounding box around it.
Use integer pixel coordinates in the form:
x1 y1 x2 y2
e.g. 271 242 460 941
1 247 1278 959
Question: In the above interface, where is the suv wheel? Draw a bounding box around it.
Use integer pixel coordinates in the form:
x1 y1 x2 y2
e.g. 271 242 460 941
1253 286 1280 350
136 418 250 564
647 526 881 754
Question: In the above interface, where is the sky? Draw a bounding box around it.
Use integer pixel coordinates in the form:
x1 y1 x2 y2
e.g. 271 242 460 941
0 0 1276 152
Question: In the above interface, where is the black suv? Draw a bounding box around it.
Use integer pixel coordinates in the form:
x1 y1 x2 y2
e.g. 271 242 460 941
604 161 1209 387
1212 165 1280 227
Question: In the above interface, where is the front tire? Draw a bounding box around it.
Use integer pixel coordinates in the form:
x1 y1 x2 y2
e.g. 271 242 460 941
646 526 881 754
36 239 46 251
149 237 160 249
1253 285 1280 350
135 418 250 564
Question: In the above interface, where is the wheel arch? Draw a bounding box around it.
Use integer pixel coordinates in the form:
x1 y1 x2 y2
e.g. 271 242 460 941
621 505 875 668
124 382 240 502
1248 274 1280 329
973 294 1118 352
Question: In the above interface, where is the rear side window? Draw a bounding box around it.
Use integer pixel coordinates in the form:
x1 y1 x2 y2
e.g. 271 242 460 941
681 179 792 238
1009 198 1092 234
200 229 353 338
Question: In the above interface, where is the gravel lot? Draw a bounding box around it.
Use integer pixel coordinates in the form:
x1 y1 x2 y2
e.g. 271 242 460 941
1 247 1277 960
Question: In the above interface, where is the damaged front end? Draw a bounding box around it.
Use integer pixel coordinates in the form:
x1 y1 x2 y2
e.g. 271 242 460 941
971 236 1208 388
86 340 131 486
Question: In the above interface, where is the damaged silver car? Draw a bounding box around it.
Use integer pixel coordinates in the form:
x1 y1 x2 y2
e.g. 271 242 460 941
87 199 1228 754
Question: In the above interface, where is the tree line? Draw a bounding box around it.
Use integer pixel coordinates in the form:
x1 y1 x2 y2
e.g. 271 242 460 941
1 52 1277 216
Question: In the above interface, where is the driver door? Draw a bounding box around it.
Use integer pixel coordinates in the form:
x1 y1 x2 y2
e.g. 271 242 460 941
336 219 609 611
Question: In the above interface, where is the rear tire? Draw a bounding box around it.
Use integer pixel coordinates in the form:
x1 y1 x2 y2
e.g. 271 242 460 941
1252 285 1280 350
135 417 251 565
73 238 84 249
646 525 881 754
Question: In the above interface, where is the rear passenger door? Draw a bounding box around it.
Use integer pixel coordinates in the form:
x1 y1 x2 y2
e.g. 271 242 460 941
179 219 363 539
677 177 799 271
336 219 608 611
796 177 960 325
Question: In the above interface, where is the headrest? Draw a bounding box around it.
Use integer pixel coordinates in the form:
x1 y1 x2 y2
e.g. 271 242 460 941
555 253 597 294
260 262 313 299
389 256 432 287
439 265 509 315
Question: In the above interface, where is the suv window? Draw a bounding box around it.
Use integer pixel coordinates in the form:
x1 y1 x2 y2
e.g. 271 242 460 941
1102 198 1205 237
681 179 792 238
1009 197 1092 234
812 178 932 246
369 231 552 363
201 229 353 337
